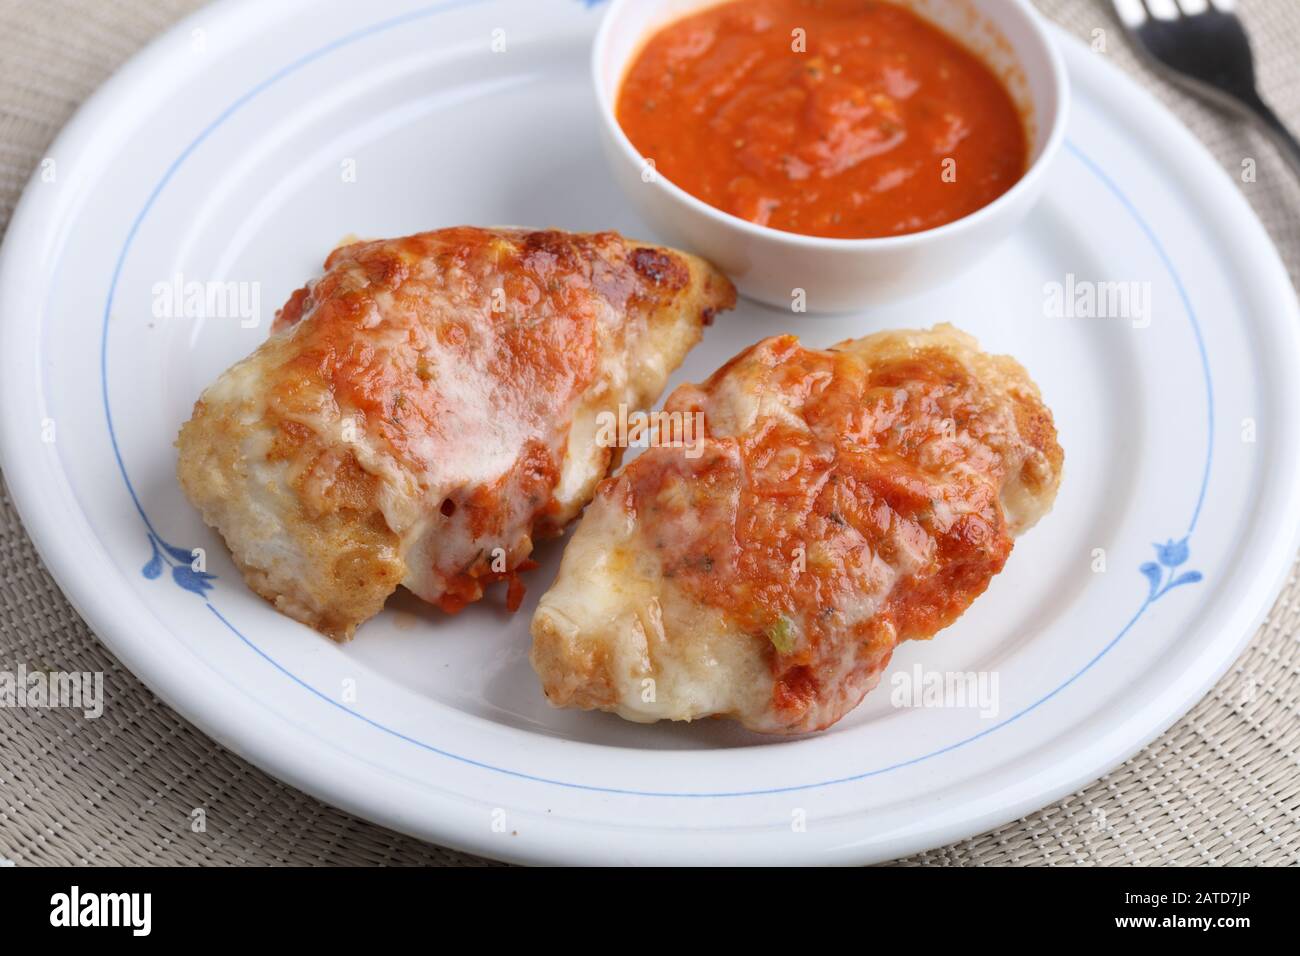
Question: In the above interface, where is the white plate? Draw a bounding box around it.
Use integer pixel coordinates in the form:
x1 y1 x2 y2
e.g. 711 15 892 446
2 0 1298 866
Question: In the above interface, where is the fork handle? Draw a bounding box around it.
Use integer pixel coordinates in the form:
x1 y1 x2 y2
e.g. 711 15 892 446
1241 91 1300 183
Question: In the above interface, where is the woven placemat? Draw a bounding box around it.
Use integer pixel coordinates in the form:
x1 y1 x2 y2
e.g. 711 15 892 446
1 0 1297 867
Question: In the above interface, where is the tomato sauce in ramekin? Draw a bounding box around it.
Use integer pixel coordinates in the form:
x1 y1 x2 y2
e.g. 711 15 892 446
616 0 1028 240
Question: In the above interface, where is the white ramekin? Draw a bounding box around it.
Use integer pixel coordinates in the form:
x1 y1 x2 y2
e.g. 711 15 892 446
593 0 1070 312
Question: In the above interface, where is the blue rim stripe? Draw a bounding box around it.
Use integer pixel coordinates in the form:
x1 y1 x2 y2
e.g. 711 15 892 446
1065 141 1213 534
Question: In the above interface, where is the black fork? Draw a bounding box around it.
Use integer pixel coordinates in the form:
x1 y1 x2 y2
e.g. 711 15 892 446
1112 0 1300 179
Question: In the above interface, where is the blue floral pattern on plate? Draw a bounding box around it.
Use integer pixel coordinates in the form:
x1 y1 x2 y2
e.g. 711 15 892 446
1139 536 1203 602
142 531 216 597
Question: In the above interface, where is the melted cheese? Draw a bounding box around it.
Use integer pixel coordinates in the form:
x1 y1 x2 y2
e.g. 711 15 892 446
531 324 1063 733
177 228 736 638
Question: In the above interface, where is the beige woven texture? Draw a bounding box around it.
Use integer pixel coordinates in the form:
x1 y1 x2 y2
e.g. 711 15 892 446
1 0 1297 867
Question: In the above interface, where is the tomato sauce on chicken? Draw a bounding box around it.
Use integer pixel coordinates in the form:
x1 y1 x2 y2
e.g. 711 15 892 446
634 337 1015 721
616 0 1028 239
530 325 1062 733
179 227 734 639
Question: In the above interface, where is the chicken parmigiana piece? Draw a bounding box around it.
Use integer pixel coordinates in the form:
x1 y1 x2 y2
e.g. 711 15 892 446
531 325 1062 734
176 227 735 639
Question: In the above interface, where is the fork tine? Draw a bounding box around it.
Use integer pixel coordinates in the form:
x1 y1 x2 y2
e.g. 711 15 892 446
1114 0 1148 28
